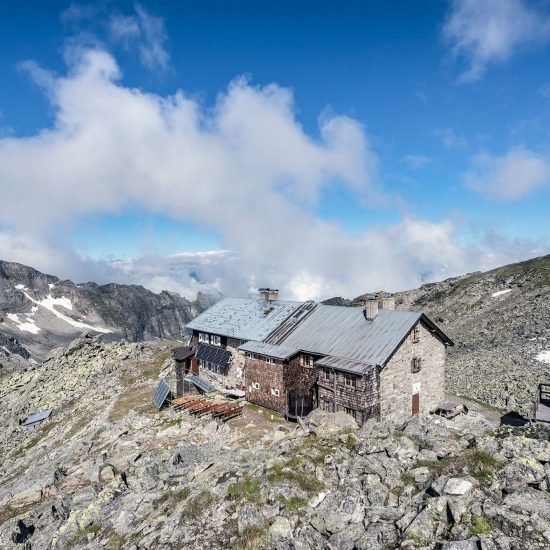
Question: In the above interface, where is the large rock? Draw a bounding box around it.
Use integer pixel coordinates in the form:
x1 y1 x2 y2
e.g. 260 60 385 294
305 409 358 435
237 503 264 534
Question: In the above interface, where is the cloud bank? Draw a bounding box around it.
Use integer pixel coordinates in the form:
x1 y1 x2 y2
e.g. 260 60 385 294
0 48 545 301
444 0 550 82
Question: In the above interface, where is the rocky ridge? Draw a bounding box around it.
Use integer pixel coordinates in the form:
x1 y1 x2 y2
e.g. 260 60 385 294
324 254 550 417
0 336 549 549
0 260 215 362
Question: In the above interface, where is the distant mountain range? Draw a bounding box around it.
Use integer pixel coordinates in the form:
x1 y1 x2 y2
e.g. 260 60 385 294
0 260 216 364
324 254 550 415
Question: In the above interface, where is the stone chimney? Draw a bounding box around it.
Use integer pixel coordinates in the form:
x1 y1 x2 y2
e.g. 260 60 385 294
382 296 395 310
365 294 378 320
259 288 279 301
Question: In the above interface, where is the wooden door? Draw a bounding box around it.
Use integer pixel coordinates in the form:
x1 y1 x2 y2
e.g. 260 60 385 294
412 393 420 415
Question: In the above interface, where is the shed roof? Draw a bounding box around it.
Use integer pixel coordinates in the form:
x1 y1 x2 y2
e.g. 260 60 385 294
273 305 443 366
238 341 299 360
173 346 194 361
315 355 375 375
186 297 303 341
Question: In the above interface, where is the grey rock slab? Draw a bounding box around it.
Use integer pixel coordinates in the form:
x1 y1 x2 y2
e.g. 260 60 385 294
444 478 474 496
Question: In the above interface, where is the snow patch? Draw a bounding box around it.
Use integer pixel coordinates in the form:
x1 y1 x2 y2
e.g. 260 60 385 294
48 283 55 290
492 289 512 298
6 312 41 334
15 284 26 290
535 351 550 364
22 291 112 334
1 346 11 356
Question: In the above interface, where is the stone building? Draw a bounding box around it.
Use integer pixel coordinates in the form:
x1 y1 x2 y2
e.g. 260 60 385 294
186 289 453 425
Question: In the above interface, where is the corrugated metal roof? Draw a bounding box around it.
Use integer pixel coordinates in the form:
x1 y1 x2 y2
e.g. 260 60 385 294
186 298 303 341
23 409 52 426
316 355 375 375
238 341 299 360
274 305 422 366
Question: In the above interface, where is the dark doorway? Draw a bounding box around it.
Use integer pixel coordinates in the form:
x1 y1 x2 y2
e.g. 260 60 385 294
412 393 420 415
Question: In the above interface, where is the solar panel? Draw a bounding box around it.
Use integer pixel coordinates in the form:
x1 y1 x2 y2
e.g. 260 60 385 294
23 409 52 426
196 344 231 368
153 379 171 409
187 375 215 393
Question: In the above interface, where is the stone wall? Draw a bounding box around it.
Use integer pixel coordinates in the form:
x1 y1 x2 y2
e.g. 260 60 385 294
244 357 286 412
379 320 446 423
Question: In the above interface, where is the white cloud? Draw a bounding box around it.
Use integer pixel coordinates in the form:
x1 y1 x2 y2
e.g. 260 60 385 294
108 4 169 70
401 154 432 169
0 48 546 301
464 148 550 200
434 127 467 149
443 0 550 82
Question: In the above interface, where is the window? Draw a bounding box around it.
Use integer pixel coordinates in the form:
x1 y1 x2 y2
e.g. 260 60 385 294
271 388 280 397
252 382 260 390
265 357 274 365
211 335 221 346
323 368 333 381
302 354 313 368
344 407 357 420
411 326 420 343
411 357 422 374
198 332 209 344
344 373 357 388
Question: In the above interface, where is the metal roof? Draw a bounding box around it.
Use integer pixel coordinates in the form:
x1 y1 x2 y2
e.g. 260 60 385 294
238 341 299 360
173 346 194 361
23 409 52 426
274 305 423 366
316 355 375 375
186 297 303 341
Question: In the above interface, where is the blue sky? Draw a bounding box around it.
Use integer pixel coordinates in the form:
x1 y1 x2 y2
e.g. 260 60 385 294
0 1 549 300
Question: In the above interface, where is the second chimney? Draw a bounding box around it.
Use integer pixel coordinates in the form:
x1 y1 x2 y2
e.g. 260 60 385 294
259 288 279 301
365 294 378 320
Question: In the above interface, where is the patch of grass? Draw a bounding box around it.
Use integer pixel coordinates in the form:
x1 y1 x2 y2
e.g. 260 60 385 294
227 477 262 504
163 418 182 428
234 525 267 550
412 448 501 484
468 514 496 536
281 496 307 514
106 531 126 550
157 486 191 508
244 403 285 423
182 490 213 519
344 433 358 449
267 461 324 495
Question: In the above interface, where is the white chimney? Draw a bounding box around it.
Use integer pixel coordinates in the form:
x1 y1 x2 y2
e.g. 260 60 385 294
382 296 395 310
365 295 378 320
259 288 279 301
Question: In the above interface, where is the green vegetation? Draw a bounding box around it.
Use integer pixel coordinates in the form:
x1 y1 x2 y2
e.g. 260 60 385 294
244 403 285 422
227 477 262 504
157 486 191 508
281 496 307 514
468 514 496 536
182 490 213 519
233 525 267 550
267 461 324 495
413 448 501 484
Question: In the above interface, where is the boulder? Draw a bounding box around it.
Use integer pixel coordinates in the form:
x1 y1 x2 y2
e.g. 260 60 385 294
444 478 474 496
269 516 292 539
305 409 358 435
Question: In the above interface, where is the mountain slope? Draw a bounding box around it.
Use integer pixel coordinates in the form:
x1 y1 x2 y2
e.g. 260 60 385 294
324 254 550 415
0 260 215 362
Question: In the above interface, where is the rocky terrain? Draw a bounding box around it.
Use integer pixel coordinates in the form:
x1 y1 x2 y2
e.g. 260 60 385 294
0 260 215 363
1 335 549 549
325 254 550 417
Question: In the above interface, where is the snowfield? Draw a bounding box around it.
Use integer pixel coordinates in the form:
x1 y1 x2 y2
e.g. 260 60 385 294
492 289 513 297
22 291 113 334
6 312 41 334
535 351 550 364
